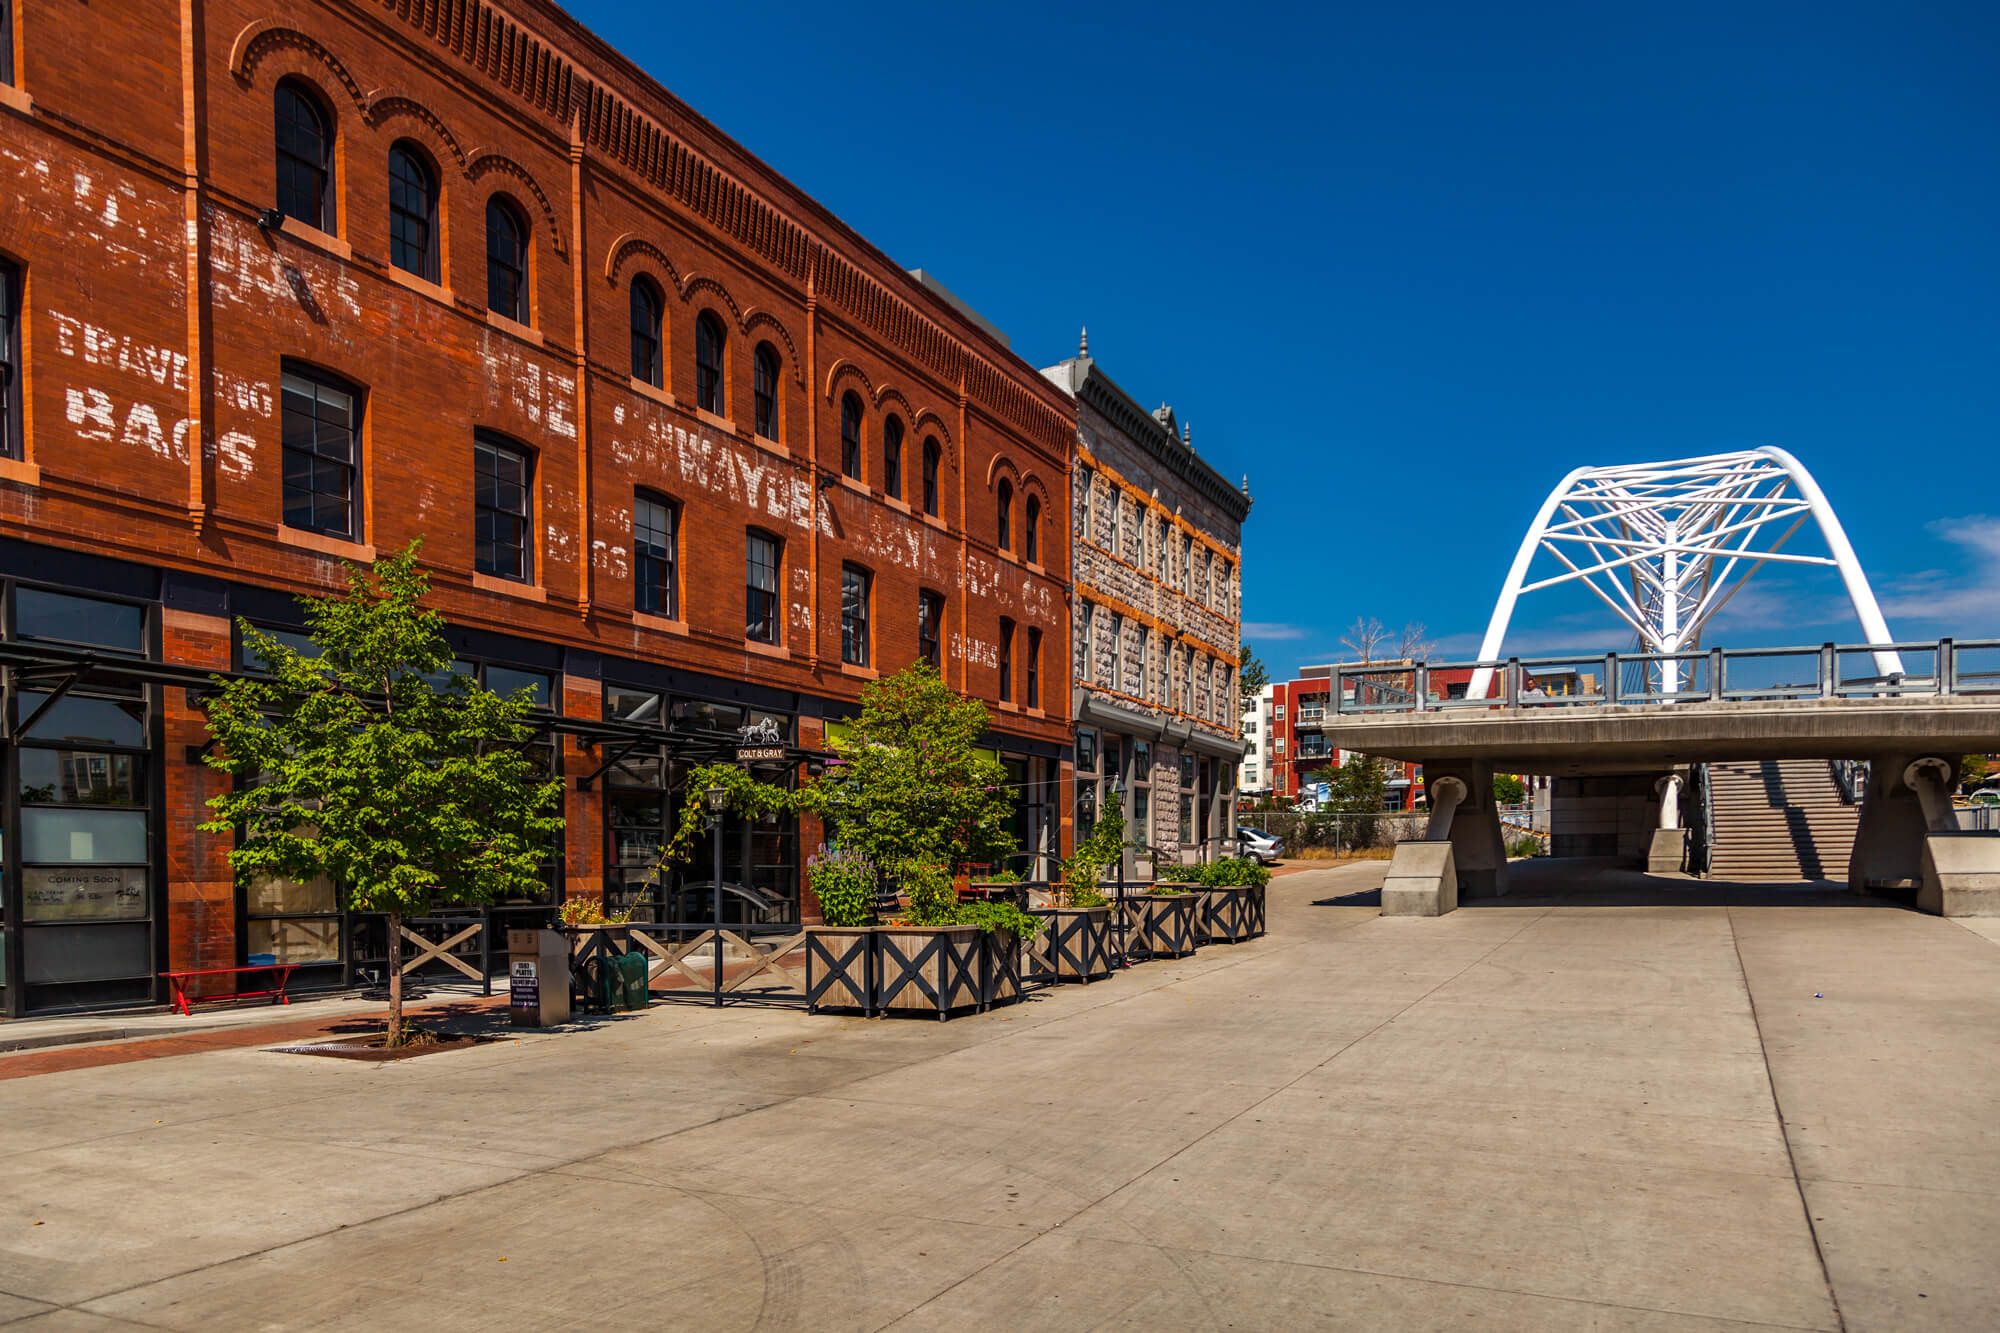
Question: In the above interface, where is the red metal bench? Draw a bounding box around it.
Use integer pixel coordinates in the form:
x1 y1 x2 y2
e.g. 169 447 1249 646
160 963 299 1016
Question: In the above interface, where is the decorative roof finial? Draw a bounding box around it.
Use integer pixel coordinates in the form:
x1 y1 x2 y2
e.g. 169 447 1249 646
1241 474 1251 496
1078 326 1089 357
1183 422 1192 447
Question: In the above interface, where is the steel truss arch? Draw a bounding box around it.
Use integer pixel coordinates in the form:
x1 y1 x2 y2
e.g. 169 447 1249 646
1468 447 1901 698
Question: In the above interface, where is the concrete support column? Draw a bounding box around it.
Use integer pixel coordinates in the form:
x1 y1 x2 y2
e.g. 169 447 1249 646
1850 753 2000 916
1381 761 1506 915
1648 771 1690 874
1849 752 1933 893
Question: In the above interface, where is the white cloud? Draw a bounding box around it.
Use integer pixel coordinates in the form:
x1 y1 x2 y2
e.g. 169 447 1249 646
1880 516 2000 631
1241 621 1307 641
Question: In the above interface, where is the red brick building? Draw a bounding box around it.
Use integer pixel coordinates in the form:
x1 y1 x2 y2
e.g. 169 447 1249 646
0 0 1073 1013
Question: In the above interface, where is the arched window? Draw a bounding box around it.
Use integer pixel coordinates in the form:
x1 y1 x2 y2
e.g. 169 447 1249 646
882 416 905 501
694 311 726 414
1024 495 1040 563
274 79 333 231
921 438 941 516
387 142 437 281
485 196 528 323
753 342 781 439
996 478 1013 551
629 278 663 387
839 392 864 480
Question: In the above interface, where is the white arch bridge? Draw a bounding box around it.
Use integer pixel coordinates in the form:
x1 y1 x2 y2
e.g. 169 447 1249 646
1319 447 2000 919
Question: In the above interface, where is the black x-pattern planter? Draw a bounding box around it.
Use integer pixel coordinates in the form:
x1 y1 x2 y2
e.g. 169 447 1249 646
1028 907 1115 981
1123 893 1200 959
805 926 875 1015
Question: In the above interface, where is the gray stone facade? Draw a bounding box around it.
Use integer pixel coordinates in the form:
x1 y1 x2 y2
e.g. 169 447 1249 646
1042 344 1251 868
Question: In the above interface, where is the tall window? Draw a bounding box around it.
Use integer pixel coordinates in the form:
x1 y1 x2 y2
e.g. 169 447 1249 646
0 259 19 462
0 3 13 85
998 618 1015 703
1181 534 1193 591
918 589 944 669
695 311 726 414
280 363 361 538
996 479 1013 551
839 392 863 480
1157 518 1170 579
633 491 678 618
753 342 780 439
840 564 871 667
882 416 904 500
1026 627 1042 709
1078 601 1094 680
274 80 332 231
387 143 439 282
485 196 528 323
921 438 941 516
629 278 663 387
1108 493 1121 557
1024 495 1040 563
745 529 780 643
1111 613 1128 692
474 432 533 581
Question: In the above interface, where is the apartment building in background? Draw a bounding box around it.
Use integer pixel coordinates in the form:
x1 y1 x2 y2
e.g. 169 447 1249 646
1042 337 1251 873
0 0 1074 1014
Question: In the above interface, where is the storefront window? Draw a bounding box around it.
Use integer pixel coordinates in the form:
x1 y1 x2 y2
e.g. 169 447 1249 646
12 588 146 653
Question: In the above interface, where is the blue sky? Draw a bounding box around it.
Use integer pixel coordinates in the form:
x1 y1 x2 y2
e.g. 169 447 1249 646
567 0 2000 676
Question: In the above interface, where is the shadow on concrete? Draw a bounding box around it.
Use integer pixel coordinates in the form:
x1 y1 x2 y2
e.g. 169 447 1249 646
1472 858 1908 910
1314 888 1383 908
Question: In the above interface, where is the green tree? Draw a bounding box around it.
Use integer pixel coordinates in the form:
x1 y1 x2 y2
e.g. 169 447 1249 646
798 661 1016 916
1959 754 1993 791
1325 752 1387 815
1492 773 1526 805
1239 641 1270 709
199 546 564 1046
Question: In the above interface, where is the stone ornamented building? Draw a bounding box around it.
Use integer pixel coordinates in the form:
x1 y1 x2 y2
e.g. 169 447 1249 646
0 0 1072 1013
1042 336 1250 873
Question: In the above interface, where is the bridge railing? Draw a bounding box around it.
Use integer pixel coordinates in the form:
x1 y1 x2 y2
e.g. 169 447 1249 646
1333 638 2000 715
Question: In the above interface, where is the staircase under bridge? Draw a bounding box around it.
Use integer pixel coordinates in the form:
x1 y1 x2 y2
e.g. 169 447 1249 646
1320 638 2000 917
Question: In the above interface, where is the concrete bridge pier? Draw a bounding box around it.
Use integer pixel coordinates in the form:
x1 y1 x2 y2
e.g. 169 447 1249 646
1850 754 2000 916
1648 771 1691 874
1380 761 1506 916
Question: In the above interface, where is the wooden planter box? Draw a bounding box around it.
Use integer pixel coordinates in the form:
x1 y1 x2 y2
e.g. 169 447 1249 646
875 924 986 1019
1027 906 1115 982
563 923 635 1009
1123 892 1200 959
982 931 1025 1006
1198 885 1266 943
805 926 875 1014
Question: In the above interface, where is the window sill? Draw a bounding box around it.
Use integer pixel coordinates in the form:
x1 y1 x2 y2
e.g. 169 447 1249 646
0 85 31 117
0 457 41 487
838 662 878 680
920 512 950 532
835 475 870 500
385 266 454 307
627 376 675 409
485 310 542 345
632 611 689 637
277 216 353 262
693 407 739 437
471 571 546 602
277 525 375 561
882 495 911 516
743 638 790 660
751 431 790 458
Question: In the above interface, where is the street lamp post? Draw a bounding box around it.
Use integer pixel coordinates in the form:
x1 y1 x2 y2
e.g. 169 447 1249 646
706 784 727 1008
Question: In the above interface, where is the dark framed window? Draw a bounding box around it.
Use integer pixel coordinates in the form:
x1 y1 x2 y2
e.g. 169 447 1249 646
1027 627 1042 709
753 342 780 439
839 391 863 480
274 79 333 231
630 278 663 387
921 438 941 516
996 479 1013 551
745 529 780 643
473 432 533 581
695 311 726 415
840 564 870 667
485 196 528 323
633 490 679 618
280 363 360 538
1024 495 1040 563
998 617 1015 703
918 589 944 669
0 3 13 86
0 259 18 462
882 416 904 500
387 142 439 282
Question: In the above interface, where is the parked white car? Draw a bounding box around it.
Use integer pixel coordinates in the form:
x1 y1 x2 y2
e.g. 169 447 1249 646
1235 827 1284 865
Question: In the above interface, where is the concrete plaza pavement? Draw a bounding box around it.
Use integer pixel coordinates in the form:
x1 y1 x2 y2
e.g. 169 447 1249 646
3 861 1998 1329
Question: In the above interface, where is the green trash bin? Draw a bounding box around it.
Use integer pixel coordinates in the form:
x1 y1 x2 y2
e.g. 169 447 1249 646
600 950 649 1012
620 950 650 1009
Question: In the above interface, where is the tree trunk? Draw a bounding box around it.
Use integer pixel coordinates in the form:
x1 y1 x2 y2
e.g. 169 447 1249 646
385 911 404 1047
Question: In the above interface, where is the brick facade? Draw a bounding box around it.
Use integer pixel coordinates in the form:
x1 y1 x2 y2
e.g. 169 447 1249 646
0 0 1073 1012
1041 346 1249 868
